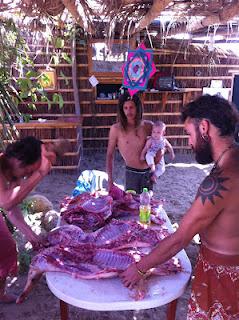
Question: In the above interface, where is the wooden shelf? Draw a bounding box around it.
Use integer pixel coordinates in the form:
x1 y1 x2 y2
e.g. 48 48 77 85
18 89 75 93
52 165 79 170
13 120 81 129
23 63 88 68
40 138 78 143
49 89 74 92
143 100 182 104
175 76 231 80
144 89 199 93
20 101 75 105
83 113 117 117
78 76 89 80
27 44 87 51
80 101 91 104
95 100 118 104
142 89 197 109
82 135 188 141
79 89 93 92
30 114 77 118
155 64 239 68
83 124 184 129
82 112 180 117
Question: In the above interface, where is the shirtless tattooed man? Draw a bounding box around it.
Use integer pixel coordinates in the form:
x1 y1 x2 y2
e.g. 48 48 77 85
121 95 239 319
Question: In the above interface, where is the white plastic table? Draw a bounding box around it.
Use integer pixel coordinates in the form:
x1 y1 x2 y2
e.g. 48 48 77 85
46 208 192 320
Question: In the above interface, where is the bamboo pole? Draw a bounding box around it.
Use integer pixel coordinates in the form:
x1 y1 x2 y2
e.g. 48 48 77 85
71 30 82 168
132 0 172 34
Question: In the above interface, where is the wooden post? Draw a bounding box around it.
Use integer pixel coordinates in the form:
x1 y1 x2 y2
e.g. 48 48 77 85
162 92 169 111
167 299 178 320
71 32 82 168
60 300 69 320
182 91 192 106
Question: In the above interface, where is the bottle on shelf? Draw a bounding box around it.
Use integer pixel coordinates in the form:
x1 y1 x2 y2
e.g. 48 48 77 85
139 187 151 225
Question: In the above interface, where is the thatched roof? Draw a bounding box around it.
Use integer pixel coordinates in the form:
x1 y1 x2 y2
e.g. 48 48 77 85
1 0 239 41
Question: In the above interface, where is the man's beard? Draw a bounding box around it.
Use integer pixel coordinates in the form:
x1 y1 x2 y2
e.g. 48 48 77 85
193 130 214 164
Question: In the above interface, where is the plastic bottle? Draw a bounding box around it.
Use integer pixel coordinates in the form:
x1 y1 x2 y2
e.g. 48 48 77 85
139 187 151 225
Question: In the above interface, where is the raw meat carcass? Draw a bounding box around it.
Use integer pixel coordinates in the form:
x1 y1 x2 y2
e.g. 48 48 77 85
18 221 181 303
47 224 94 246
17 246 135 303
94 219 165 249
61 189 165 231
61 194 113 231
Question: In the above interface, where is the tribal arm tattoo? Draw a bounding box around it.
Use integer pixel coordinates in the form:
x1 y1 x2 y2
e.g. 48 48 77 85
196 169 229 205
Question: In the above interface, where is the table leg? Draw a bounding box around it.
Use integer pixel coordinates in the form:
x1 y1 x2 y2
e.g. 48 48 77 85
60 300 69 320
167 299 178 320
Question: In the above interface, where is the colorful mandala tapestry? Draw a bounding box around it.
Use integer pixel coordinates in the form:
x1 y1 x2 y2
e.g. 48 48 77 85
122 43 156 96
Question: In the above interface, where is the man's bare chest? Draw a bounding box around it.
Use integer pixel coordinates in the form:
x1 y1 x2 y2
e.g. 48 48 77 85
118 130 146 148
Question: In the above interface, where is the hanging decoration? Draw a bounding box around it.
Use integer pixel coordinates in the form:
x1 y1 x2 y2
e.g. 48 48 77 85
122 43 156 96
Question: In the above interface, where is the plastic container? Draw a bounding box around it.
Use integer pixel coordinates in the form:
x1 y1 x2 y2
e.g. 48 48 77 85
139 187 151 225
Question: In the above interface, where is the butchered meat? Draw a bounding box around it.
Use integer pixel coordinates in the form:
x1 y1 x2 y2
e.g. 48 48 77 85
18 220 181 303
61 194 113 231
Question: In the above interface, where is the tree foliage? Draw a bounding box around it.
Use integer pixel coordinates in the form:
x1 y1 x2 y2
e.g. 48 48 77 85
0 16 72 147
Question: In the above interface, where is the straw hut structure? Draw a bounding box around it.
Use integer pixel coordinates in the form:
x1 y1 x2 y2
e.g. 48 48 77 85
1 0 239 170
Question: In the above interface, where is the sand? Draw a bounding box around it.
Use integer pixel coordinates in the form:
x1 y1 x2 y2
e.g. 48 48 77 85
0 151 212 320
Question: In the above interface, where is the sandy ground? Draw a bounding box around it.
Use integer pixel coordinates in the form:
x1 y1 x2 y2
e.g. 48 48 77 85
0 151 212 320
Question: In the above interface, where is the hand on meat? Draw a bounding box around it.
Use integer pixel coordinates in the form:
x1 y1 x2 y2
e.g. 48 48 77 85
120 263 145 289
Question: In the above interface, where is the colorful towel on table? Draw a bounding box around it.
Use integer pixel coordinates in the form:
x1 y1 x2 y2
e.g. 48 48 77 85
0 213 17 279
187 244 239 319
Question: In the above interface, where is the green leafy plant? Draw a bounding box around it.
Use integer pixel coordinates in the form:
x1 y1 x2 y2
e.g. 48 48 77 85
20 199 35 217
53 93 64 109
0 16 75 146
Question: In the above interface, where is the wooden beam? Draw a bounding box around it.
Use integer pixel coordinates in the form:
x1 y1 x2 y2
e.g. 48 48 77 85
83 124 185 129
82 112 181 117
8 120 81 129
155 63 239 68
189 2 239 33
71 34 81 117
132 0 172 34
82 135 189 141
30 114 77 118
122 0 138 4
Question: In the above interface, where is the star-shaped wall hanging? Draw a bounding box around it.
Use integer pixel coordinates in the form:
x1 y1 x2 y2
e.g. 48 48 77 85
122 43 156 96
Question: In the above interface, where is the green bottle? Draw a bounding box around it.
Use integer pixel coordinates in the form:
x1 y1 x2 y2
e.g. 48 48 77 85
139 187 151 225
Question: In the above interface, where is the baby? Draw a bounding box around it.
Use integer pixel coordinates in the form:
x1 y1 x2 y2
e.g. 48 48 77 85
140 120 175 183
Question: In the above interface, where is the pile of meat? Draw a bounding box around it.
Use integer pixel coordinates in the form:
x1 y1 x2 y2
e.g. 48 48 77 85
18 219 181 303
60 186 165 231
17 187 181 303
